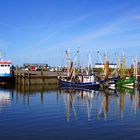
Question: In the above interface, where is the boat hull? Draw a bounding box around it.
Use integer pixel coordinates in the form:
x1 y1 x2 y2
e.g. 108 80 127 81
60 79 100 90
100 76 120 85
0 76 15 84
116 86 135 94
115 76 135 88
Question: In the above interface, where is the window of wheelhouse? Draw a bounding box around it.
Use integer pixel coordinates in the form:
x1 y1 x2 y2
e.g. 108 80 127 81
84 76 89 79
0 64 11 67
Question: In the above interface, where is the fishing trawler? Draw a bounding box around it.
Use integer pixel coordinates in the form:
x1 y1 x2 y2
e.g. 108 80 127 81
60 50 100 90
115 76 135 87
60 74 100 90
115 53 135 88
97 51 120 89
0 55 15 84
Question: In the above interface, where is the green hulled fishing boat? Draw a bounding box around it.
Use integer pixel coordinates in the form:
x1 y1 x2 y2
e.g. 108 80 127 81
115 76 135 88
115 52 135 88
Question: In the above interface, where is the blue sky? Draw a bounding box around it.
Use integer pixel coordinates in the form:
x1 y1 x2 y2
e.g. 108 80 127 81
0 0 140 66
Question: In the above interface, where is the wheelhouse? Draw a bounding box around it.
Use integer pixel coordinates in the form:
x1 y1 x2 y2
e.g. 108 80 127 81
0 61 12 75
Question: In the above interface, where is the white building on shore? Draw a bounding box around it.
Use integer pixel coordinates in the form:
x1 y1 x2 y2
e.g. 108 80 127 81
95 63 117 69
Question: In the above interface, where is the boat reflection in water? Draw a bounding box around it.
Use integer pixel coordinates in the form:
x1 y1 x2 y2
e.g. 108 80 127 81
1 85 140 140
0 85 139 122
1 49 140 140
0 85 14 111
0 90 11 109
116 86 137 119
59 86 139 121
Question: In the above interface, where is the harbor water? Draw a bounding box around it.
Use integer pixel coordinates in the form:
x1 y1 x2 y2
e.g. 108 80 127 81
0 85 140 140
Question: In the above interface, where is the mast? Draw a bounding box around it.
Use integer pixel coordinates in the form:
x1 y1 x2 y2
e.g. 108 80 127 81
115 52 121 76
134 55 138 80
71 50 80 80
121 52 125 79
65 49 71 77
87 51 93 74
104 52 109 80
73 50 79 69
97 51 104 69
97 51 105 76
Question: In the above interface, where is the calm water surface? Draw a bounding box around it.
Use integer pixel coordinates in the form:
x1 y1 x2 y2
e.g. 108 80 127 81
0 85 140 140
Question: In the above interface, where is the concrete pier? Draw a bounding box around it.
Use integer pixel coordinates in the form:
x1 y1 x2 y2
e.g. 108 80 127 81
15 68 65 85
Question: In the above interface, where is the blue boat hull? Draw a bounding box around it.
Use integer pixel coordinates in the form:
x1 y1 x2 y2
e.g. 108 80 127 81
0 75 15 84
60 79 100 90
100 76 120 85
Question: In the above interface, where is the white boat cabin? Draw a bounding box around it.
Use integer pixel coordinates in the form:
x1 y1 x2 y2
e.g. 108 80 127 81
78 75 95 83
0 61 12 75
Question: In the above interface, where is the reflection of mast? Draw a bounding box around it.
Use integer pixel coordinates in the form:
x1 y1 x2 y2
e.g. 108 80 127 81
130 90 136 115
104 93 109 119
70 94 77 119
97 94 105 120
78 90 95 121
120 93 125 119
86 91 94 121
133 89 137 114
139 90 140 108
65 93 77 122
65 94 70 122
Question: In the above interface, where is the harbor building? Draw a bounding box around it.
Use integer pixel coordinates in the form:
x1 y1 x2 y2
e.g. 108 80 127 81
23 63 48 71
95 63 117 69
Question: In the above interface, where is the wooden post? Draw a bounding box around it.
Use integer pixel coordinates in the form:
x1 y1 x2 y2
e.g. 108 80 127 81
16 65 18 84
41 67 44 85
28 69 30 86
19 73 21 85
23 70 25 86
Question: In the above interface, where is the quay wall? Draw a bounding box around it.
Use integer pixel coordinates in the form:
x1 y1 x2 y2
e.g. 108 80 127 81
15 69 65 85
16 75 59 85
